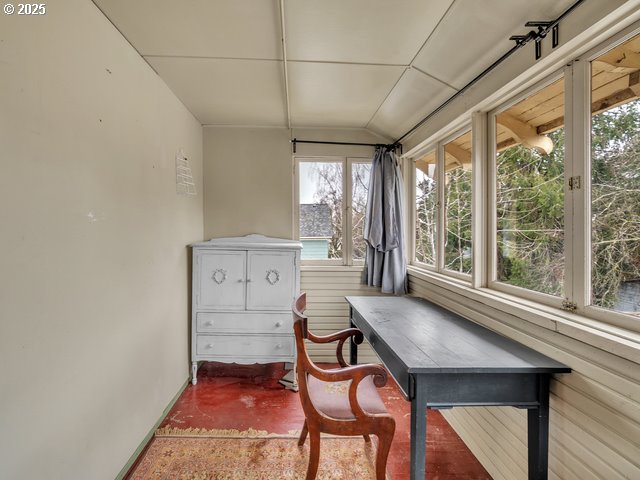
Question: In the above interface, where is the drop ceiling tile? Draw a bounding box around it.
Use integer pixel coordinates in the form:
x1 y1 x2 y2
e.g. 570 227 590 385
284 0 454 64
368 69 457 140
413 0 576 89
93 0 282 59
288 62 405 127
146 57 287 126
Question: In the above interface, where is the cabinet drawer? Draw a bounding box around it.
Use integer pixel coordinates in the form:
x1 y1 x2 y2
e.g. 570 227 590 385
196 312 292 333
196 335 294 358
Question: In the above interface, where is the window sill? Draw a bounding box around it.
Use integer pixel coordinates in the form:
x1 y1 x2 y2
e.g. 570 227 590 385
301 264 365 272
407 265 640 364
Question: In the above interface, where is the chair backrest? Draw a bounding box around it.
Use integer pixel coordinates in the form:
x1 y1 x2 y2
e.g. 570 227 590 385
292 292 319 416
293 292 308 339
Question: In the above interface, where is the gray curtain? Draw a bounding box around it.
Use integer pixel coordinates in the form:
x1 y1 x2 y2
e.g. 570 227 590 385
362 147 407 295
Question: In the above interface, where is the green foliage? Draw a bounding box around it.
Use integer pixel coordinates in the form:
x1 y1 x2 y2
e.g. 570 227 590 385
590 101 640 309
444 167 472 273
413 100 640 312
496 129 565 296
415 170 437 265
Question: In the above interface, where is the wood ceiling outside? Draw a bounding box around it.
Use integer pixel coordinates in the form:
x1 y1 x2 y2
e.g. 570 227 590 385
416 34 640 173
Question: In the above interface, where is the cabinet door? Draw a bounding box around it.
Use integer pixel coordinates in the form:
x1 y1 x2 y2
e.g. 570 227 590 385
197 251 245 310
246 251 295 310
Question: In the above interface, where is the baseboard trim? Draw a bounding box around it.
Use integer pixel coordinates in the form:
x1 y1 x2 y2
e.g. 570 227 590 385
115 378 190 480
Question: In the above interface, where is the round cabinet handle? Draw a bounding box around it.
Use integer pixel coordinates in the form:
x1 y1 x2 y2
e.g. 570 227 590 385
246 278 252 283
275 344 282 350
205 321 214 327
275 321 283 328
237 279 243 283
206 343 214 349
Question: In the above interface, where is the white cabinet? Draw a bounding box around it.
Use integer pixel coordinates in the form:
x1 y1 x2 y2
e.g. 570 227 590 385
191 235 301 385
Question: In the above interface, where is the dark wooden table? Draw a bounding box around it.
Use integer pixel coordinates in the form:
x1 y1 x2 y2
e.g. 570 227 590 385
346 295 571 480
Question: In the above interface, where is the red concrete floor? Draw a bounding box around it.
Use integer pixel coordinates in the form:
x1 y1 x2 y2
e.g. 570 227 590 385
131 362 492 480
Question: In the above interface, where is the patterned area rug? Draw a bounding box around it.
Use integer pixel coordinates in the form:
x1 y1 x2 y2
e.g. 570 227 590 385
128 427 389 479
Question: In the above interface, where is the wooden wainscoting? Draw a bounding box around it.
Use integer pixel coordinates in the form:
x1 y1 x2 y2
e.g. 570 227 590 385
301 266 380 364
408 270 640 480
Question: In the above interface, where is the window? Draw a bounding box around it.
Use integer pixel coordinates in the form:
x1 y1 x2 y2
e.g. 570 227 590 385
589 33 640 316
493 78 565 298
407 24 640 330
351 162 372 261
298 160 343 261
444 131 473 274
413 128 472 278
296 157 371 264
415 150 437 266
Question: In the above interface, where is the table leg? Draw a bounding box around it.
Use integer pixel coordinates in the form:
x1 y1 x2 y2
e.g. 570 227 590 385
527 375 550 480
410 379 427 480
349 309 358 365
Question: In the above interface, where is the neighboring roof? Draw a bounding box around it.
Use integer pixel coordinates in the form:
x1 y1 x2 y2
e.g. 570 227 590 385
300 204 332 238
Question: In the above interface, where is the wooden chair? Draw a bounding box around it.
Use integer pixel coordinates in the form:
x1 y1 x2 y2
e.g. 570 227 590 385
292 292 395 480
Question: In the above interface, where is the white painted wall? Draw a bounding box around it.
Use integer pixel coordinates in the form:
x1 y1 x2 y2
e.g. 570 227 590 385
203 127 292 239
202 126 390 239
0 2 203 479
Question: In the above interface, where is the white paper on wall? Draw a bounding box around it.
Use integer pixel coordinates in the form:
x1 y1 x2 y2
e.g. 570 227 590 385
176 149 196 195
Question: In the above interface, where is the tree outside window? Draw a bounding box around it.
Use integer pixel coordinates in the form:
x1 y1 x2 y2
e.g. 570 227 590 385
444 131 473 274
590 33 640 315
298 159 371 264
495 78 566 297
415 151 437 266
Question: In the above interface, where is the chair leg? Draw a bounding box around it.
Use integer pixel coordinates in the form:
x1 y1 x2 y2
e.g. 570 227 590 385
363 434 371 443
306 427 321 480
298 420 308 446
375 426 394 480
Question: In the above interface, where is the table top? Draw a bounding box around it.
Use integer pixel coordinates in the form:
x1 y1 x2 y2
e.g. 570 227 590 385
346 295 571 375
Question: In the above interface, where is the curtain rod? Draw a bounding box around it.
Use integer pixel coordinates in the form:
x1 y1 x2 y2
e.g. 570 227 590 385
291 138 401 154
393 0 585 145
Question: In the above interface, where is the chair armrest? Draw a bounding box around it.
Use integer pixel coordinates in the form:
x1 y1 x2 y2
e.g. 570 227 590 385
307 328 363 344
307 328 363 367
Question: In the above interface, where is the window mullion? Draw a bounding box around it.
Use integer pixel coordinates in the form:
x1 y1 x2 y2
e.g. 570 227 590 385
437 142 446 272
487 115 498 286
472 112 488 288
566 59 591 311
344 158 352 266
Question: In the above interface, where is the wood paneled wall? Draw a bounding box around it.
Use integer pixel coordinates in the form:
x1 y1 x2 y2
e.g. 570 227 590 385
298 266 640 478
301 267 380 363
408 271 640 480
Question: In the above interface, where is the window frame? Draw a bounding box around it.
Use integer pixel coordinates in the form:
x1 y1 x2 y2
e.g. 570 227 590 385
294 156 372 266
410 125 473 283
411 145 437 272
576 23 640 330
406 19 640 333
442 129 474 279
487 71 568 309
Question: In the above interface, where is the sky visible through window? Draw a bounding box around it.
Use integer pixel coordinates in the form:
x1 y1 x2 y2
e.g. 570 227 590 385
299 163 318 204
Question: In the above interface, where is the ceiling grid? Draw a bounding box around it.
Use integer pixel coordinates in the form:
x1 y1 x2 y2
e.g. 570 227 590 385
92 0 578 136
